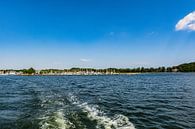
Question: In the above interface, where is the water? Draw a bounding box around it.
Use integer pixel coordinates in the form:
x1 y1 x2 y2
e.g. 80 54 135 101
0 73 195 129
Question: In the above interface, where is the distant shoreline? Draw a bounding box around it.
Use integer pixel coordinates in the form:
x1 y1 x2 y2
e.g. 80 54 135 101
0 62 195 75
0 72 140 76
1 72 195 76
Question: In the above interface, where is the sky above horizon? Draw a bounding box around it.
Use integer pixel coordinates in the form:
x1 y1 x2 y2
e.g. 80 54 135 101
0 0 195 69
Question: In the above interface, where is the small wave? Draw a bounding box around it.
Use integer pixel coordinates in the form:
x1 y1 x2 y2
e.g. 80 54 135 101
68 94 135 129
39 110 75 129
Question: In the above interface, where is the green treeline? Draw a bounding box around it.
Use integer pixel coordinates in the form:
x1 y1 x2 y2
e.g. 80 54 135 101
15 68 36 75
176 62 195 72
39 67 166 74
1 62 195 75
38 62 195 74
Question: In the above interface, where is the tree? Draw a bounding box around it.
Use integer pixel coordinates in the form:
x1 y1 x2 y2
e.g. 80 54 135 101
22 68 36 75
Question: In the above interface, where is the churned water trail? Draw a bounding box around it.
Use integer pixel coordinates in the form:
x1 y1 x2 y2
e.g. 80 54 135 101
37 93 135 129
39 110 74 129
68 94 135 129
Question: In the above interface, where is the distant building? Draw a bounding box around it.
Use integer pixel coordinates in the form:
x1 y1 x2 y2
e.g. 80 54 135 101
8 71 17 75
172 68 178 72
0 70 5 75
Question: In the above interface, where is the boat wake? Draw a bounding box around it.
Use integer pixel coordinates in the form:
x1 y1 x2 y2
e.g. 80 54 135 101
37 93 135 129
39 109 74 129
68 94 135 129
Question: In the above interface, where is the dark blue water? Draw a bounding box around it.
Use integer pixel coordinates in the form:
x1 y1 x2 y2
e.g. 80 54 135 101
0 73 195 129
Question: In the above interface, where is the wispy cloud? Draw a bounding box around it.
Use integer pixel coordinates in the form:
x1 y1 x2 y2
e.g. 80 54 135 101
175 11 195 31
80 58 91 62
146 31 158 37
109 31 115 36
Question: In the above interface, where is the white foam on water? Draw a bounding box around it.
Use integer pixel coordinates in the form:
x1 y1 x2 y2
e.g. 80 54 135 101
39 110 75 129
68 94 136 129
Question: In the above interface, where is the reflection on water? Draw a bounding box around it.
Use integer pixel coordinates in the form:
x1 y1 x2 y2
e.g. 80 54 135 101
0 73 195 129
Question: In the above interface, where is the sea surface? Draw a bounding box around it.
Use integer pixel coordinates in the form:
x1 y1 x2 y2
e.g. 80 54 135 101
0 73 195 129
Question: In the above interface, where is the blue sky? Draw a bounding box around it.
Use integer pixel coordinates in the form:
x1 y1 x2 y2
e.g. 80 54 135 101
0 0 195 69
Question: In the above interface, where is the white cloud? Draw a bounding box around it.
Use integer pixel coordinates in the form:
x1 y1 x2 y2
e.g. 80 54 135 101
175 11 195 31
80 58 91 62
